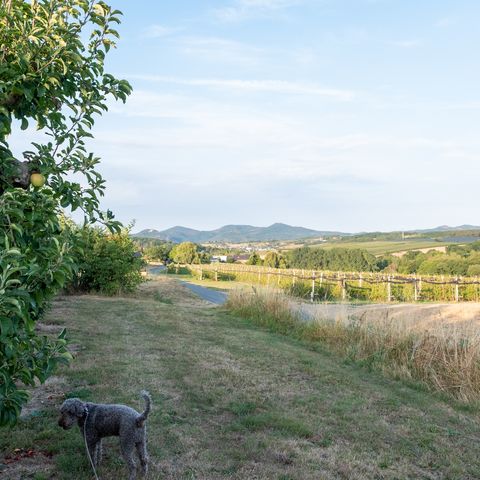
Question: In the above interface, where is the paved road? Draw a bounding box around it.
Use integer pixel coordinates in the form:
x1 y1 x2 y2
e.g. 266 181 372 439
147 265 167 275
180 282 228 305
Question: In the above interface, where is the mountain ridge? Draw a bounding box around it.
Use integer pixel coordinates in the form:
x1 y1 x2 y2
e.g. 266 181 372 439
132 223 344 243
133 223 480 243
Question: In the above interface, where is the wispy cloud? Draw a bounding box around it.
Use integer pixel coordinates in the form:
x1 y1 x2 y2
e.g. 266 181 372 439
175 36 264 66
391 39 422 48
127 75 355 101
214 0 302 22
142 24 180 38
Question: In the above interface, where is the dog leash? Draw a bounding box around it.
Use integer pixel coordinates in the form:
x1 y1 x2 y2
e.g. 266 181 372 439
83 407 100 480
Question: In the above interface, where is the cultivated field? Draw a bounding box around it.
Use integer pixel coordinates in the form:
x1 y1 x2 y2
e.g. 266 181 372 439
312 240 452 256
2 277 480 479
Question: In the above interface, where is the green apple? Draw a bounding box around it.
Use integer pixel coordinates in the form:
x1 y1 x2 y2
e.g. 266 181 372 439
30 172 46 188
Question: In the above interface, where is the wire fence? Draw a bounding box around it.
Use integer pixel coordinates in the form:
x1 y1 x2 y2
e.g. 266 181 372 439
168 263 480 303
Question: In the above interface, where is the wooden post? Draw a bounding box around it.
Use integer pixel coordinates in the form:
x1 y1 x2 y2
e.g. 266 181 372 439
199 266 203 281
414 276 418 302
215 267 218 282
359 273 363 288
455 277 459 302
311 271 316 303
175 263 179 274
342 276 347 301
387 275 392 302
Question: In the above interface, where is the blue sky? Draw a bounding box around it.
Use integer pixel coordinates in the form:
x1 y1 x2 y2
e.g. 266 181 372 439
14 0 480 232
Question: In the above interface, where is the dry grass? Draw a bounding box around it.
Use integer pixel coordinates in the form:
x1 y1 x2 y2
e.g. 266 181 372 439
4 277 480 479
227 288 480 402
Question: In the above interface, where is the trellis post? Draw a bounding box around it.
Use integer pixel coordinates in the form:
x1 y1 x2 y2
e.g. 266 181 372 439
311 271 316 303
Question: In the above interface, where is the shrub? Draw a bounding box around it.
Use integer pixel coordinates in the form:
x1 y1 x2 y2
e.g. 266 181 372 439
69 226 145 295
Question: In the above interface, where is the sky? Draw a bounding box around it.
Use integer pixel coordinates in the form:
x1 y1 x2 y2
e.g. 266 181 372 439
11 0 480 232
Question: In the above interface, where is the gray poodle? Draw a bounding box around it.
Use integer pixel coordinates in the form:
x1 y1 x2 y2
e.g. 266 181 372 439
58 391 151 479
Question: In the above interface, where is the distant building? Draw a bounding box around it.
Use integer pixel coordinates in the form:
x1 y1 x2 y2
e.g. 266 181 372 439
211 255 228 263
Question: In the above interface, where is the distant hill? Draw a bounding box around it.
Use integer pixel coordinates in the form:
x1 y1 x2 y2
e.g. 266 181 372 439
133 223 345 243
417 225 480 233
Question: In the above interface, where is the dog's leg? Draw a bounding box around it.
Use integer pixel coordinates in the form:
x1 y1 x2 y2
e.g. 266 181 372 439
94 439 103 466
87 439 99 468
136 439 149 476
121 438 137 480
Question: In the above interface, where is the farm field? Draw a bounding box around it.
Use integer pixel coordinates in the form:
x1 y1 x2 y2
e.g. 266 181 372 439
311 240 452 256
2 278 480 479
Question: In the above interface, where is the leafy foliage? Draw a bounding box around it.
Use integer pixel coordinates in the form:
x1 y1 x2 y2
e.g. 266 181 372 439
69 226 145 295
0 0 131 425
0 0 131 222
140 240 174 263
0 190 74 426
170 242 211 264
263 251 288 269
386 243 480 276
246 251 262 266
287 247 380 272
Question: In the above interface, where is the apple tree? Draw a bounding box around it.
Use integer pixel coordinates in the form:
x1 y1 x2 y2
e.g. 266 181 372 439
0 0 132 425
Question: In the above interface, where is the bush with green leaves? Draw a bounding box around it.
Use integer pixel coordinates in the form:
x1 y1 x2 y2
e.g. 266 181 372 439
0 0 131 425
170 242 210 264
69 226 145 295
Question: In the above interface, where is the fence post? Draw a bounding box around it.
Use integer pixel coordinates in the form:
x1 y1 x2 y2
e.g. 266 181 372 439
414 276 418 302
387 275 392 302
311 271 316 303
175 263 179 274
215 267 218 282
359 273 363 288
455 277 459 302
342 274 347 301
199 266 203 281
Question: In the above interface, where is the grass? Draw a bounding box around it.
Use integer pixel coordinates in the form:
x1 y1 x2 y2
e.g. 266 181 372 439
227 287 480 402
2 277 480 479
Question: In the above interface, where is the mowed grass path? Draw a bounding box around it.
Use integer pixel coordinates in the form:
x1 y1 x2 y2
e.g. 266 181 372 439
3 278 480 479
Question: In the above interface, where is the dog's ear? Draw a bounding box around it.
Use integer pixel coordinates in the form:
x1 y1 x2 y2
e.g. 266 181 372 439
73 400 87 417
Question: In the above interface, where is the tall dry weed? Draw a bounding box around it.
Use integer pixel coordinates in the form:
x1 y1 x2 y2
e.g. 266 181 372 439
227 288 480 401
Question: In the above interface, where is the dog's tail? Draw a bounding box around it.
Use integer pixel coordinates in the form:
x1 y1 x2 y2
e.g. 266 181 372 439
136 390 152 427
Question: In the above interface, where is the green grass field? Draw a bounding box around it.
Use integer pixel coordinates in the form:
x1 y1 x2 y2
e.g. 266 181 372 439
313 240 451 255
2 277 480 479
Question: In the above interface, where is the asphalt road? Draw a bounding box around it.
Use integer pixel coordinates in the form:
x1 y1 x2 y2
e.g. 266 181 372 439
180 282 228 305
